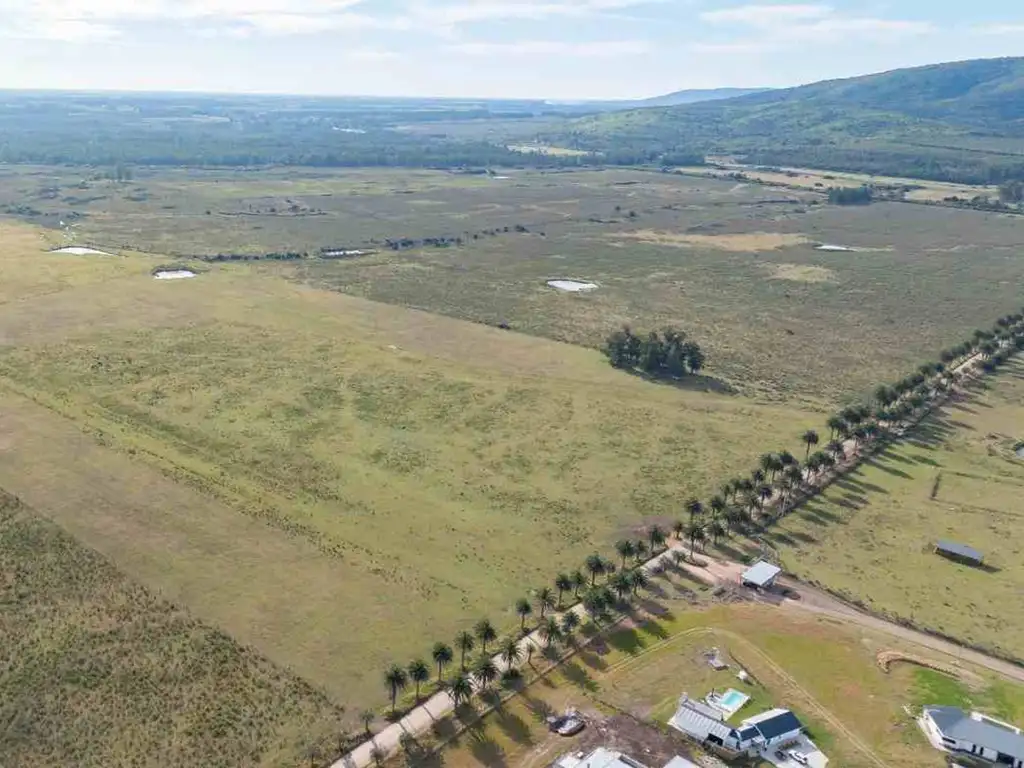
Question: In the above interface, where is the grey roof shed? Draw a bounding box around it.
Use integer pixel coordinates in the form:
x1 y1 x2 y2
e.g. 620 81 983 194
741 560 782 588
935 540 983 565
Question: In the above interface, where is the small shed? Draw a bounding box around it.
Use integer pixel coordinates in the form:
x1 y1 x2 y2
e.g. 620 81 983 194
935 540 983 566
741 560 782 589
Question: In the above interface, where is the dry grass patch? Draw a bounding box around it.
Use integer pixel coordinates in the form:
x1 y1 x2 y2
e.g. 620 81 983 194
613 230 809 252
0 491 344 768
763 263 836 283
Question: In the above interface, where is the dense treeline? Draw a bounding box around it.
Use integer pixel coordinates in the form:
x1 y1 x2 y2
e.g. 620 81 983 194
604 327 706 378
827 185 873 205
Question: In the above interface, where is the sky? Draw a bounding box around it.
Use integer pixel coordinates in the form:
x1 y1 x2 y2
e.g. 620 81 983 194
1 1 1022 99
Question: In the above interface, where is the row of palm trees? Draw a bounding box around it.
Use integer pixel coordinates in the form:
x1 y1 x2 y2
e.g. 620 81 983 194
369 309 1024 731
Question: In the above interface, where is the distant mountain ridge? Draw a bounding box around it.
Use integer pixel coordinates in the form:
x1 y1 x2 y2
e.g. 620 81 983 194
630 87 773 108
557 57 1024 184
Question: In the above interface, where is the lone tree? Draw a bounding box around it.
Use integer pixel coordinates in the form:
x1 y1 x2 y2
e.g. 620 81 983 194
554 573 572 607
536 586 555 618
408 659 430 702
585 553 607 585
455 630 475 670
515 598 533 633
500 636 522 670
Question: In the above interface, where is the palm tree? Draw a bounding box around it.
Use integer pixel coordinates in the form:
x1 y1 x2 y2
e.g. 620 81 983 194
514 598 533 633
408 658 430 702
784 464 803 487
709 495 726 519
759 453 777 482
455 630 475 670
499 636 522 670
582 589 607 622
802 429 819 459
432 642 453 683
360 709 375 737
554 573 572 607
684 521 704 555
560 610 580 642
709 519 726 545
536 586 555 618
474 619 496 654
610 571 632 602
826 415 845 440
671 519 685 541
570 569 587 598
807 452 824 479
626 569 651 598
539 616 561 647
473 656 498 691
648 525 666 552
827 439 845 461
751 468 765 485
758 483 773 508
385 664 408 714
685 497 703 523
778 450 797 470
614 539 635 569
585 553 606 585
633 539 649 563
449 673 473 706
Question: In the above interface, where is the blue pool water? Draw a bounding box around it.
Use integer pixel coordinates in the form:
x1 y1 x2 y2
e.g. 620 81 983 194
719 690 748 710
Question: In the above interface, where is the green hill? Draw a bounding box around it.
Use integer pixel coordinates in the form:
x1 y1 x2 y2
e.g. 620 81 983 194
559 57 1024 183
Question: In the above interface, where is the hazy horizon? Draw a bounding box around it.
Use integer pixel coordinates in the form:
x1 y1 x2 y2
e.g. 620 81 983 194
1 1 1021 100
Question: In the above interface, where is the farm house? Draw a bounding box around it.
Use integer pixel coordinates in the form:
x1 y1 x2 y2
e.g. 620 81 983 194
921 707 1024 767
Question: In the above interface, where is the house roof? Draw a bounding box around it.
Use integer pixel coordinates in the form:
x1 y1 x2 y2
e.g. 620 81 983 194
744 709 804 741
556 748 651 768
662 757 701 768
669 701 737 743
927 707 1024 758
741 560 782 587
936 540 983 563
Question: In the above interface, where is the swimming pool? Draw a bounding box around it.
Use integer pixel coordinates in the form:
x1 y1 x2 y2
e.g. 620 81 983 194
706 688 750 718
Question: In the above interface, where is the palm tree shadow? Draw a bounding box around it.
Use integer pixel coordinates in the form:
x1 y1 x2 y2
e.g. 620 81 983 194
562 661 599 692
468 733 506 768
620 367 738 395
494 708 534 746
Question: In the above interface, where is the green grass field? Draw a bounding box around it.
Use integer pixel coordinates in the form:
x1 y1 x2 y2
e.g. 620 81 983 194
0 219 821 720
0 491 345 767
765 360 1024 661
5 166 1024 402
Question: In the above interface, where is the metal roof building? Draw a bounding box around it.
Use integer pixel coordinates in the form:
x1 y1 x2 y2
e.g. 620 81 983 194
741 560 782 589
935 540 984 566
923 707 1024 767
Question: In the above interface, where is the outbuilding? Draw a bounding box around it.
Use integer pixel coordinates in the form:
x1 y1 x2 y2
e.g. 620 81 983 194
935 540 984 567
741 560 782 590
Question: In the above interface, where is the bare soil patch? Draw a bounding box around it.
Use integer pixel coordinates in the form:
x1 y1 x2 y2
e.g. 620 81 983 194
613 230 808 252
764 263 836 284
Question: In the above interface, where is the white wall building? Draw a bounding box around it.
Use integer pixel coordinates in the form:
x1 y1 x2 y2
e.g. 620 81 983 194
921 707 1024 767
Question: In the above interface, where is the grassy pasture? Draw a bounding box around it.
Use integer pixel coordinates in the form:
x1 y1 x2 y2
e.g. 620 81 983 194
0 491 345 768
764 360 1024 662
0 220 819 716
5 166 1024 401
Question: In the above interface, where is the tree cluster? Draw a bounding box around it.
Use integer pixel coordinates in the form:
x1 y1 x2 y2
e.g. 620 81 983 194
999 180 1024 204
604 327 706 378
827 185 873 205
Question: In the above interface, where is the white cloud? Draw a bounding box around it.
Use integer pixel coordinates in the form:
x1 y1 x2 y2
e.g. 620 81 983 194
698 3 933 49
700 4 831 26
447 38 651 55
974 23 1024 36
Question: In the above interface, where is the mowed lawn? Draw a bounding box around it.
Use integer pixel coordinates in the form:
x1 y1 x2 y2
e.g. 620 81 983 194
0 221 820 715
767 360 1024 661
0 492 345 768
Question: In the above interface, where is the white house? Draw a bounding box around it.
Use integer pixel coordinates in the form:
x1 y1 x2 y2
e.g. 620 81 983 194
921 707 1024 767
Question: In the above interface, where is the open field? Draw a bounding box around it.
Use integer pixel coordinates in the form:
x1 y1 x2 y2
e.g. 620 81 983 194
0 219 823 717
679 162 1003 203
0 491 345 768
762 360 1024 662
395 593 1024 768
3 167 1024 402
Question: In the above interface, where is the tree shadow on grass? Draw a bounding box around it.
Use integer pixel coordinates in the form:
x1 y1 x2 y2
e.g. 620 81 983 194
468 733 506 768
622 367 738 396
864 459 913 479
431 717 458 741
714 540 752 562
578 648 609 672
788 530 818 545
766 531 798 547
562 661 599 693
520 692 554 722
835 493 868 511
640 618 670 641
494 708 534 746
606 627 646 656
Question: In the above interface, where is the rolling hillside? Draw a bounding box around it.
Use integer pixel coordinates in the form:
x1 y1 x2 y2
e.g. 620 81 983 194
559 57 1024 183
